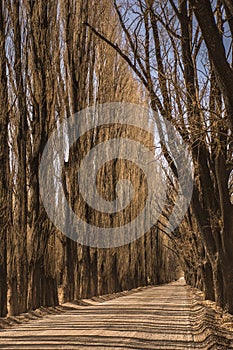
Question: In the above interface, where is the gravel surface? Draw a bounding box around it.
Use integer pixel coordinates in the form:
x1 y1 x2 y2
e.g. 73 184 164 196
0 278 232 349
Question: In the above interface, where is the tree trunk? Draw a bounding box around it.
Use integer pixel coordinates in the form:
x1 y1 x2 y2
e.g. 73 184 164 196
0 1 9 318
190 0 233 130
13 0 28 314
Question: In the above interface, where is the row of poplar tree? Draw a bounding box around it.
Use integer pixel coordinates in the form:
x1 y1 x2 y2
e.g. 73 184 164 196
0 0 179 317
0 0 233 316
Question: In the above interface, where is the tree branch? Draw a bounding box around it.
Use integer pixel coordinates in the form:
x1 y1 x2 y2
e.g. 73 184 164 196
84 22 149 89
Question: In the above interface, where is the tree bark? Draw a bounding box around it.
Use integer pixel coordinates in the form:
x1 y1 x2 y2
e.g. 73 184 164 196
0 0 9 318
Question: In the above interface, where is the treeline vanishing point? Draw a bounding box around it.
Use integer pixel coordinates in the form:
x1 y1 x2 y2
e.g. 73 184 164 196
0 0 233 318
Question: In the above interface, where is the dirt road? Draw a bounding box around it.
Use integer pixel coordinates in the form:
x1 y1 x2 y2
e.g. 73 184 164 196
0 279 230 349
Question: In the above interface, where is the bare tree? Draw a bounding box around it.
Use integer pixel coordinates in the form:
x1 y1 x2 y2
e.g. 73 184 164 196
0 0 9 318
87 0 233 312
0 0 182 317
